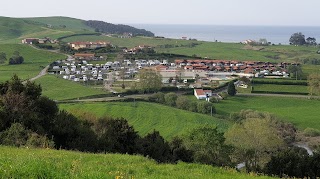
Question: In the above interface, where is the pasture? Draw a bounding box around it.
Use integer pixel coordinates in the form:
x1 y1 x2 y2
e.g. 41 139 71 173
252 84 308 94
0 146 273 179
0 44 66 81
61 35 320 62
214 96 320 130
35 75 107 100
59 102 230 139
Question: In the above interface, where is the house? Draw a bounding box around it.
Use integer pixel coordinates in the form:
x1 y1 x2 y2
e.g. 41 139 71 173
69 41 110 50
194 89 212 100
74 53 95 60
22 38 39 44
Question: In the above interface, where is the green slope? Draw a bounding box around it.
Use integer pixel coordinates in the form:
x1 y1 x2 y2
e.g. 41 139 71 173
25 16 94 31
214 96 320 130
59 102 230 139
0 146 274 179
35 75 107 100
0 44 66 81
0 16 95 44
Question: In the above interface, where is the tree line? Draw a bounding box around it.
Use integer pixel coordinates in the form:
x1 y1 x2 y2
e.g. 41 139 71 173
290 32 318 46
85 20 154 37
0 51 24 65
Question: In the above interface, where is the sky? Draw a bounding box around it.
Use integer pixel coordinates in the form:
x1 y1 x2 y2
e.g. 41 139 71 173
1 0 320 26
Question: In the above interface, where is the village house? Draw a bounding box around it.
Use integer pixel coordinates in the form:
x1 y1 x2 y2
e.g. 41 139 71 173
22 38 39 44
194 89 212 100
74 53 95 60
69 41 110 50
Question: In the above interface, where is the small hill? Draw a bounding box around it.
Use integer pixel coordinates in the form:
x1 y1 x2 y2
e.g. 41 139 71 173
85 20 155 37
0 16 155 43
60 102 230 139
0 146 274 179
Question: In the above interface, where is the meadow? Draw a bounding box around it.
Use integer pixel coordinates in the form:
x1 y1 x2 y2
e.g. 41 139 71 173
252 84 308 94
0 16 97 44
0 146 273 179
0 44 66 81
62 35 320 62
59 102 230 139
35 75 107 100
213 95 320 130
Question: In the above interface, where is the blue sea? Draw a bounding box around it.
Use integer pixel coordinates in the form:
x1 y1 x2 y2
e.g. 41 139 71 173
132 24 320 45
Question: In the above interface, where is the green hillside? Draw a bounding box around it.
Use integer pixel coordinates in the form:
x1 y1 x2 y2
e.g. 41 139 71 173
60 102 230 139
0 146 273 179
25 16 94 31
214 96 320 130
0 16 95 44
61 35 320 62
35 75 107 100
0 44 66 81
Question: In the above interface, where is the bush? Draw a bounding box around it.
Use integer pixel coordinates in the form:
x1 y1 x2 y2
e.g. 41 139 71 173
9 56 24 65
164 92 178 107
188 101 198 112
176 96 190 110
26 133 55 149
197 101 215 114
304 128 320 137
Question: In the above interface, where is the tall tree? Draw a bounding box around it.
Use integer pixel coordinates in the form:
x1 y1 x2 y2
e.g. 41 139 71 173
227 81 236 96
306 37 317 46
225 118 284 172
308 73 320 97
289 32 306 45
138 69 162 93
184 127 233 166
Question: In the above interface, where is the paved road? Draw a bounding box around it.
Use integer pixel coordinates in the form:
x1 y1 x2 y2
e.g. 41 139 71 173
22 45 71 83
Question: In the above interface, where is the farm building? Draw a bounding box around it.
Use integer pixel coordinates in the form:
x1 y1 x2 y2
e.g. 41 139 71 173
194 89 212 100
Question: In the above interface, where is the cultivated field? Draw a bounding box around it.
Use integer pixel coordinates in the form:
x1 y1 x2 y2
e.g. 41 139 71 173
59 102 230 139
0 146 273 179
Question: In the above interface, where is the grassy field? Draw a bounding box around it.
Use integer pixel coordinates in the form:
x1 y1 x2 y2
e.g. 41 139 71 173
35 75 107 100
0 44 66 81
61 35 320 62
252 84 308 94
0 146 273 179
59 102 230 139
25 16 94 31
0 16 96 44
213 96 320 130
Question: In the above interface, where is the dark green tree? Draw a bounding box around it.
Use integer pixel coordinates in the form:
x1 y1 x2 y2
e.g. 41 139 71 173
289 32 306 45
169 137 194 163
227 82 236 96
0 52 6 64
96 117 139 154
184 127 233 166
138 130 172 163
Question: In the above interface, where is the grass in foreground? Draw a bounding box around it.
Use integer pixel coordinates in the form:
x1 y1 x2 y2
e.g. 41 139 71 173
36 75 107 100
59 102 230 139
0 44 66 81
214 95 320 130
0 146 273 179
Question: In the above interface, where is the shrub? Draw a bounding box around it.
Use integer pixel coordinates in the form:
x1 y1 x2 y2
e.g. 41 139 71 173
304 128 320 137
176 96 190 110
164 92 178 107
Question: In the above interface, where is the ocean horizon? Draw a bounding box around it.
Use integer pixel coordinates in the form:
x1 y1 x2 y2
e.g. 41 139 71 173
131 24 320 45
